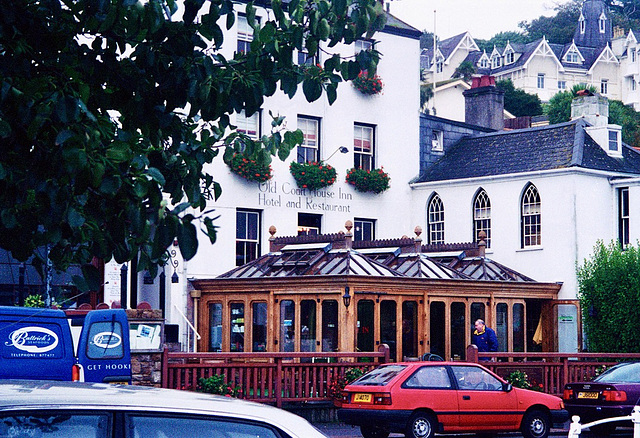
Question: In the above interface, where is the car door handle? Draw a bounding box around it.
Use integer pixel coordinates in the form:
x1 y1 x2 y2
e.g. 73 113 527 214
463 395 470 400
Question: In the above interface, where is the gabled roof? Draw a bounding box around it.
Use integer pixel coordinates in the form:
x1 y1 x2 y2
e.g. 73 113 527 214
414 119 640 183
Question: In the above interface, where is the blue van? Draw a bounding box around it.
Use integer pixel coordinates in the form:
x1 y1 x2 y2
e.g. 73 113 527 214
0 306 131 384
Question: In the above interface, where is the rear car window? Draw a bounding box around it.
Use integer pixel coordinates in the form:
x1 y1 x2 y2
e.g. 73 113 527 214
0 413 109 437
351 365 407 386
595 362 640 383
127 414 287 438
403 366 451 389
86 321 125 360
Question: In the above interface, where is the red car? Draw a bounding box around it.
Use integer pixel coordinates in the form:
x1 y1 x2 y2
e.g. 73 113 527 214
337 362 568 438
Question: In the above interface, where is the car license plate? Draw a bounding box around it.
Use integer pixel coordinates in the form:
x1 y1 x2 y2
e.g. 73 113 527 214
577 391 599 399
353 393 372 403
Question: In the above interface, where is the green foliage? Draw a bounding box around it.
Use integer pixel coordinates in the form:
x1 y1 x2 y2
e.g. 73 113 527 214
345 167 390 194
475 31 531 53
452 61 476 82
518 0 582 44
289 161 337 191
420 84 434 113
24 294 45 308
197 375 241 397
228 153 272 183
344 367 366 382
544 86 640 148
419 31 438 50
496 79 543 117
0 0 386 288
577 241 640 353
352 71 383 95
328 367 367 398
506 370 543 391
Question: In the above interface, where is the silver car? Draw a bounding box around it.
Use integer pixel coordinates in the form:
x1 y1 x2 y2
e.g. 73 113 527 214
0 380 328 438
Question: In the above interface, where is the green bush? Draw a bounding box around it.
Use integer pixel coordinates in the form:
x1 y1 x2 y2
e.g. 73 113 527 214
197 375 241 397
577 241 640 353
506 370 542 391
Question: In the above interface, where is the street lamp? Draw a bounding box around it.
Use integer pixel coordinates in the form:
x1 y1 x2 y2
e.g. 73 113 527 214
342 286 351 308
325 146 349 161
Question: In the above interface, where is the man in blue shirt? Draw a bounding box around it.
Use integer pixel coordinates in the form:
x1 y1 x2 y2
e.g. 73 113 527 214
472 319 498 359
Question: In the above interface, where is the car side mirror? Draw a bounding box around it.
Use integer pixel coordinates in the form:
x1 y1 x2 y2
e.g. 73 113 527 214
502 382 512 392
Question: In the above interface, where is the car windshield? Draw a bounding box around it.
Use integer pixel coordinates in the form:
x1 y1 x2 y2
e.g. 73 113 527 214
595 362 640 383
351 365 407 386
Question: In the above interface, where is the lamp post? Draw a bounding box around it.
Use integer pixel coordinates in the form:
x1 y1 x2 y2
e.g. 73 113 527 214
325 146 349 162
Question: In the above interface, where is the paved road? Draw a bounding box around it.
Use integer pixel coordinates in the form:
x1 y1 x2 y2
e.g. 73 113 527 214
314 422 634 438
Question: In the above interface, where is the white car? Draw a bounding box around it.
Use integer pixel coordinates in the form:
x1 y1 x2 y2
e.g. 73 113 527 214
0 380 328 438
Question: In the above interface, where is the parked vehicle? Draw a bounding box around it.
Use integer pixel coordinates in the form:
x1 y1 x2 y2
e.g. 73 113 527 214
0 380 328 438
563 361 640 435
337 361 568 438
0 306 131 383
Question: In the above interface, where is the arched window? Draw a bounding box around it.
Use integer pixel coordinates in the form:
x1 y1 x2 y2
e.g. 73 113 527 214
521 184 541 248
427 194 445 244
473 189 491 248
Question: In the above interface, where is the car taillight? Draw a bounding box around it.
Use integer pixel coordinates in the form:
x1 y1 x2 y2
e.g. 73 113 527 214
373 393 392 405
563 389 574 400
340 392 351 403
72 364 80 382
602 390 626 402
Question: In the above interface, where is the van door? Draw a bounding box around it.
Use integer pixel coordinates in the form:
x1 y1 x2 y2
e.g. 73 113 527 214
77 309 131 384
0 306 75 380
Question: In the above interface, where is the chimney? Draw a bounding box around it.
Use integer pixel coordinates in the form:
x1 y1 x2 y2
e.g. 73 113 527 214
571 92 608 127
463 75 505 131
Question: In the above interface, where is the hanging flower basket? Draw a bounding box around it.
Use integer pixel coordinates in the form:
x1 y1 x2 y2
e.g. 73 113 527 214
345 167 390 194
352 71 383 95
228 152 272 183
290 161 337 191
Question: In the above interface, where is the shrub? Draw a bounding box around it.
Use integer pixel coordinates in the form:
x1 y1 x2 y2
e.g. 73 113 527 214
228 152 272 183
328 367 367 399
345 167 390 194
289 161 337 191
352 71 383 95
506 370 542 391
24 294 45 308
197 375 241 397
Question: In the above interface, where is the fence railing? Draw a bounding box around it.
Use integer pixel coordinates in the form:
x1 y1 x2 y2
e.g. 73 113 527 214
162 346 390 407
467 345 640 396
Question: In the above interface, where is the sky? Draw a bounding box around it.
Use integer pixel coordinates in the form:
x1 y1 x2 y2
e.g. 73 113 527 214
387 0 570 40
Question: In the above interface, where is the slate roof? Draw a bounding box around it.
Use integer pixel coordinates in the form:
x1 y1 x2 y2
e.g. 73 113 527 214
0 249 80 286
414 119 640 183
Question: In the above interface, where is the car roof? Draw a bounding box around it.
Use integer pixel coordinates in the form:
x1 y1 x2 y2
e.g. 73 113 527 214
0 380 325 437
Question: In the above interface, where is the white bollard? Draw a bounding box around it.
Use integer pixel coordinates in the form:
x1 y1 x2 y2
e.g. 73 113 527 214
631 406 640 438
568 415 582 438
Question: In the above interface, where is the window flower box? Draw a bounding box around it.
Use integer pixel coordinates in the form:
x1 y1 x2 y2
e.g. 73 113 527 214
290 161 337 190
352 71 383 95
345 167 390 194
228 152 272 183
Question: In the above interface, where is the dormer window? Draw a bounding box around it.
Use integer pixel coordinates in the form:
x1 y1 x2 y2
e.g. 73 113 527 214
432 130 443 152
599 11 607 33
632 49 637 63
579 13 585 34
608 130 619 151
491 55 501 69
565 48 580 64
479 57 489 69
505 50 515 64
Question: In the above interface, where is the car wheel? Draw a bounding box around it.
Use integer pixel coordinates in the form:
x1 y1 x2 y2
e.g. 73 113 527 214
589 422 617 437
405 412 437 438
521 409 550 438
359 425 390 438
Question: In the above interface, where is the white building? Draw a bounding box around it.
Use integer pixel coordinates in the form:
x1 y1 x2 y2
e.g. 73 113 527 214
422 0 640 110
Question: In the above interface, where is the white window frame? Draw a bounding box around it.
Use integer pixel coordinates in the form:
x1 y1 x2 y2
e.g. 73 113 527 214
521 184 541 248
632 49 637 63
297 116 320 163
236 110 260 140
618 187 630 248
427 194 445 245
505 50 514 64
354 218 376 241
558 80 567 90
432 130 443 152
473 189 491 248
237 14 256 54
354 123 375 171
355 39 373 55
601 79 608 95
537 74 545 89
236 209 261 266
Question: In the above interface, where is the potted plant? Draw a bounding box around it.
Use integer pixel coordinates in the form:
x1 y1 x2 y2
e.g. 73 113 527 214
352 71 383 95
345 167 390 194
228 152 272 183
289 161 337 190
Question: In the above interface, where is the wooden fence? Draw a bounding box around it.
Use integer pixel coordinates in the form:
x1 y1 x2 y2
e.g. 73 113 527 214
468 345 640 396
162 346 390 407
162 345 640 405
